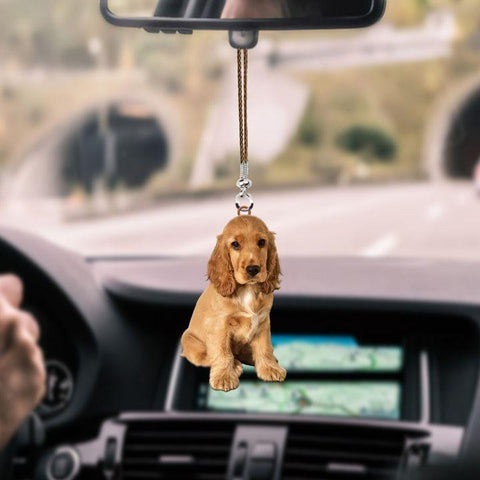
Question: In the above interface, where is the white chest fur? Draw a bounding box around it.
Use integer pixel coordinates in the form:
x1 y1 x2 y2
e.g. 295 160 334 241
238 288 255 315
235 287 265 342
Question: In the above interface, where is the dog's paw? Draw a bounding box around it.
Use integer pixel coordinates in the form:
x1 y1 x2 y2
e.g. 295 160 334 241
210 368 240 392
256 363 287 383
233 359 244 377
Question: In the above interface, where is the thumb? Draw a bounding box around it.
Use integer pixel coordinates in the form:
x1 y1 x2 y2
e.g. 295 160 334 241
0 274 24 309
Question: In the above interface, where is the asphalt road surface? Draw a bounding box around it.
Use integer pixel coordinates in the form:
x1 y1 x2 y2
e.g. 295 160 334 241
1 181 479 262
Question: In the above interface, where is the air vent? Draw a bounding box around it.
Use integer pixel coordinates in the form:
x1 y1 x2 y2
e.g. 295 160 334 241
122 420 235 480
282 424 424 480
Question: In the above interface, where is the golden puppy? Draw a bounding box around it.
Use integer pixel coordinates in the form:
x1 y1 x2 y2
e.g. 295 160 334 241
181 216 287 392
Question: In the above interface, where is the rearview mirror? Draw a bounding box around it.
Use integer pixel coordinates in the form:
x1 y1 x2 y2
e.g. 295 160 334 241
100 0 386 33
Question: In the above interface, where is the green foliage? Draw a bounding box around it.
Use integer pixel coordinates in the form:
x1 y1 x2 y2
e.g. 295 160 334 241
297 101 322 147
336 126 397 162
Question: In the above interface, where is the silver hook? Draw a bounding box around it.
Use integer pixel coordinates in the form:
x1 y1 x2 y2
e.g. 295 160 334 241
235 163 253 215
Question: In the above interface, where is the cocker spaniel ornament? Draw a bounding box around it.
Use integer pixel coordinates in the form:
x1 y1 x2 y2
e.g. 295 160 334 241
181 215 287 391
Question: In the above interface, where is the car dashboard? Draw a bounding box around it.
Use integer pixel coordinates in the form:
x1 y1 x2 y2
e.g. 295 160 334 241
1 227 480 480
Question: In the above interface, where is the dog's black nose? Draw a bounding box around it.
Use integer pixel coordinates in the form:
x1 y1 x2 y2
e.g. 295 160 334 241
246 265 261 277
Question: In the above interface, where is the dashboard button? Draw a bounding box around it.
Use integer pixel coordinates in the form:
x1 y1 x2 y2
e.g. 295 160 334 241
251 442 276 460
47 447 80 480
51 453 73 479
104 437 117 471
232 442 247 477
248 443 276 480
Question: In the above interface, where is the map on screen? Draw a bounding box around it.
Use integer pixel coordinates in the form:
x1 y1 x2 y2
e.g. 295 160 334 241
204 381 401 419
200 336 403 419
267 335 403 372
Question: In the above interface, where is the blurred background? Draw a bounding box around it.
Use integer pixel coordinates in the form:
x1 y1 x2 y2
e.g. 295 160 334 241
1 0 480 259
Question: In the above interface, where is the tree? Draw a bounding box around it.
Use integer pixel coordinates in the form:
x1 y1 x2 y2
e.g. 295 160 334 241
336 125 397 162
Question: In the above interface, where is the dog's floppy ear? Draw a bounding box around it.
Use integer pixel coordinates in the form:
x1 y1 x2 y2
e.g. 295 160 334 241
261 231 281 295
208 234 237 297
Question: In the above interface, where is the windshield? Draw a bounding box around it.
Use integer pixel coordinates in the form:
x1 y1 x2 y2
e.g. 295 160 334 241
1 2 479 259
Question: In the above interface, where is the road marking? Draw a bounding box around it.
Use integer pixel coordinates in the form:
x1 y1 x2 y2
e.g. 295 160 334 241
166 196 384 256
360 233 399 258
21 182 430 256
425 202 445 221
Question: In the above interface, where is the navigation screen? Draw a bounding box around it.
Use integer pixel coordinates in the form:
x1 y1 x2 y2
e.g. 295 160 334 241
198 336 403 419
268 335 403 372
204 381 401 419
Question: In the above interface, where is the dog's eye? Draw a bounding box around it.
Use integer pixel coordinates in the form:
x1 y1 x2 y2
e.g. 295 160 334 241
231 241 241 250
258 239 266 248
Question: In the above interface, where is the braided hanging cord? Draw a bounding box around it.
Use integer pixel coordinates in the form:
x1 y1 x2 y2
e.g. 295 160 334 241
235 48 253 215
237 48 248 165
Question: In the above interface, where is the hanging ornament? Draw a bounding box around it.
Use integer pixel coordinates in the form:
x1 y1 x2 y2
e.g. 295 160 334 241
235 49 254 215
181 48 286 392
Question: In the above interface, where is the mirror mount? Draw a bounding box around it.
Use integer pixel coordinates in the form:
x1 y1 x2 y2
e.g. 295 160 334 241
228 30 259 50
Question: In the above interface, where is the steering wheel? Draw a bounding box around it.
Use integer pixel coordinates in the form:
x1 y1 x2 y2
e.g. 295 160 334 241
0 414 44 479
0 437 17 479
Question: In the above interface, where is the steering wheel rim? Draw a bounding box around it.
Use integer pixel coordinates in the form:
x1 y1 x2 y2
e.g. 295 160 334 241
0 413 44 479
0 436 17 479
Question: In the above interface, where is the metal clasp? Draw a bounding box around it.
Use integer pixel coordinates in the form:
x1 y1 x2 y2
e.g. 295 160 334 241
235 163 253 215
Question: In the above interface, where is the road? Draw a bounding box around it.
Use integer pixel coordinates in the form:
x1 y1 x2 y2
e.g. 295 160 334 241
269 11 455 72
190 11 455 188
1 181 479 261
4 11 455 194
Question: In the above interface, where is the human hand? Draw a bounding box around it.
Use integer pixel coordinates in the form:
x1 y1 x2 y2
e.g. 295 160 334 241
0 275 45 450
